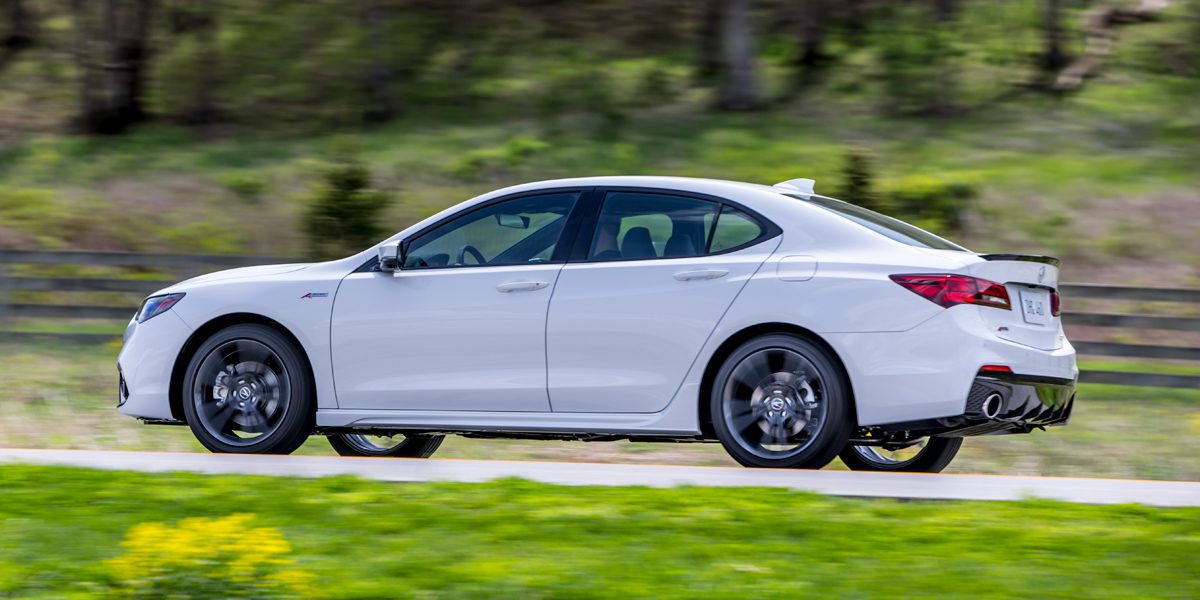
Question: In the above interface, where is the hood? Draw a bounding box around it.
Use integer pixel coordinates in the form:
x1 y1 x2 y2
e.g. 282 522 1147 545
172 263 312 288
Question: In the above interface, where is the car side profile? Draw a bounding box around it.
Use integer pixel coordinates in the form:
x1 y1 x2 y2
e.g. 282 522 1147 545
117 176 1077 472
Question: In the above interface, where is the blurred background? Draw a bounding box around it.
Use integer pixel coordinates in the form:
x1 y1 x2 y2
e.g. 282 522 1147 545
0 0 1197 478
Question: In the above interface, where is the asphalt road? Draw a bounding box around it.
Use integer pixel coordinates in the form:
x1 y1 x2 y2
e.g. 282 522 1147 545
3 448 1198 507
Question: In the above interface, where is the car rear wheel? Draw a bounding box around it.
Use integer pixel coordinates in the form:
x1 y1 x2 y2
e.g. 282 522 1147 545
327 433 444 457
839 437 962 473
182 324 314 454
711 334 853 469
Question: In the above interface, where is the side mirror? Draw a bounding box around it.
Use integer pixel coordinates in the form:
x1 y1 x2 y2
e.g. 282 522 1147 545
378 242 402 272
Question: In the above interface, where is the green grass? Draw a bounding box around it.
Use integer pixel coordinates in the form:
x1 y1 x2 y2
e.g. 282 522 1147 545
2 341 1197 480
0 465 1196 598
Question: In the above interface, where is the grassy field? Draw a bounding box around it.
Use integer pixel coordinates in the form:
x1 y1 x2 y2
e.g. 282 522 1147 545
2 341 1196 481
0 465 1196 598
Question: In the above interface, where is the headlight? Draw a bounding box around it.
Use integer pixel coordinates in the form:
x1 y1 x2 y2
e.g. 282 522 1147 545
136 293 185 323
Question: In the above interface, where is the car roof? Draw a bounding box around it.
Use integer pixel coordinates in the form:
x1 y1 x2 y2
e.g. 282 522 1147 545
490 175 785 199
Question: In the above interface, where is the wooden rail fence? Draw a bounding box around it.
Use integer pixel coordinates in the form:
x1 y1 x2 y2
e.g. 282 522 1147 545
1 250 1197 389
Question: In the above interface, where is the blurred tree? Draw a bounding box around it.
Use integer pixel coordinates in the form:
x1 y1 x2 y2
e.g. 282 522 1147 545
304 155 391 261
838 147 886 213
0 0 35 73
717 0 761 110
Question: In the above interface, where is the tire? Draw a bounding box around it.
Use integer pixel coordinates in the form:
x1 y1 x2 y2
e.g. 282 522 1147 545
182 324 314 454
711 334 853 469
839 437 962 473
327 433 444 458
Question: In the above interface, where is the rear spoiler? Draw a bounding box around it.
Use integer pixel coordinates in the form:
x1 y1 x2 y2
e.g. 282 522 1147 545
977 254 1062 268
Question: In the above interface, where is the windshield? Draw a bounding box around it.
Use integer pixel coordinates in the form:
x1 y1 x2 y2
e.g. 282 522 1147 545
791 194 969 252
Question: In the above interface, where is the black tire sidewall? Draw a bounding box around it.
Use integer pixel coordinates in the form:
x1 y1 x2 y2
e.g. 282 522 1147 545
182 324 314 454
711 334 853 469
839 437 963 473
327 433 444 458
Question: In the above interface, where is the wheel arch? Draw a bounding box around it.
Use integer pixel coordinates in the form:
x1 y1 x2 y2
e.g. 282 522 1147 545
168 312 317 422
696 322 857 438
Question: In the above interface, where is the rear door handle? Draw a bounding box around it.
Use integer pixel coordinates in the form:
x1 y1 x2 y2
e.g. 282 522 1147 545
496 281 549 293
673 269 729 281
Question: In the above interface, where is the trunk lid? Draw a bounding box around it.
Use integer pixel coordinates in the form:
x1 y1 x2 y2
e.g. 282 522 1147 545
967 255 1064 351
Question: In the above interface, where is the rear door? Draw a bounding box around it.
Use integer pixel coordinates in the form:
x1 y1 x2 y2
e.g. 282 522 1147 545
968 256 1063 350
546 188 780 413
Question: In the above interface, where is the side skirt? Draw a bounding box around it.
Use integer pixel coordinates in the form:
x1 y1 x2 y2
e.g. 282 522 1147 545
314 409 703 439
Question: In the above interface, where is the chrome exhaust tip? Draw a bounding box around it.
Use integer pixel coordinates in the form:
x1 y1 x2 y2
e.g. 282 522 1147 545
981 393 1004 419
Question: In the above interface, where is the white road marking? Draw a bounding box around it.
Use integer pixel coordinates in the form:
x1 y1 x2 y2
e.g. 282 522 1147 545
2 448 1197 507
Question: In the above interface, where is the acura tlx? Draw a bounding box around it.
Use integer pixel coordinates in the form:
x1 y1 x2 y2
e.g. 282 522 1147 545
117 176 1076 472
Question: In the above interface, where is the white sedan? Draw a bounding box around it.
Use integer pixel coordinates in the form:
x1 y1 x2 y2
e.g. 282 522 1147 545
117 176 1077 472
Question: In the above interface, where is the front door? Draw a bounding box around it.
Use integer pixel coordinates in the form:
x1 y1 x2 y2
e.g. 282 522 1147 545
331 190 582 411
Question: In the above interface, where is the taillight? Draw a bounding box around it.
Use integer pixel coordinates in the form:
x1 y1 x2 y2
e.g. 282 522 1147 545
890 274 1011 310
1050 289 1061 316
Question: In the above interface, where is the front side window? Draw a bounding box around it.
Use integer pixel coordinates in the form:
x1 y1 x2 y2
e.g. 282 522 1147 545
404 192 579 268
588 192 719 261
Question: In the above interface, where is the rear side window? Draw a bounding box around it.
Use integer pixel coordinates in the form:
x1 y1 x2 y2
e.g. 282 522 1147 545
589 192 718 260
587 191 771 261
709 207 765 253
797 195 968 251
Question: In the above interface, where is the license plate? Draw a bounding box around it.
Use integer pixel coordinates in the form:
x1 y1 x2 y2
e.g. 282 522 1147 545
1019 289 1051 325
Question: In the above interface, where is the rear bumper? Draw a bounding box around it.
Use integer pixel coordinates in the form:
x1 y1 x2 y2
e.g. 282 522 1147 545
871 371 1075 438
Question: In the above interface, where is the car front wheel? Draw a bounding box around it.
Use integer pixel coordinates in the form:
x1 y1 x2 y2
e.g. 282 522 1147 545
182 324 314 454
711 334 853 469
327 433 444 457
839 437 962 473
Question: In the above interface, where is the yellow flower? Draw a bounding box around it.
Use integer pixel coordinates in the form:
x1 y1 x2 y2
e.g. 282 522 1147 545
105 513 316 598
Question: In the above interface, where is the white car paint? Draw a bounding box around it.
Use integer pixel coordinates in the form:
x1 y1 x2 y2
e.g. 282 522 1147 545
117 175 1077 436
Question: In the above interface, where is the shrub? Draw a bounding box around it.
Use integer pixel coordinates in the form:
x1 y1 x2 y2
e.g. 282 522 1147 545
303 156 390 261
884 174 977 234
837 148 888 213
105 514 314 598
220 172 269 204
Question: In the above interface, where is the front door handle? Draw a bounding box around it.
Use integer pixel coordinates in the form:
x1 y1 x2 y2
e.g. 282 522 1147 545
496 281 549 293
674 269 729 281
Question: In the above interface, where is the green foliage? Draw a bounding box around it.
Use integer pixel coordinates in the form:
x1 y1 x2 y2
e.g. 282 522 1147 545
448 135 551 181
303 156 391 261
1 466 1197 598
220 172 269 204
884 174 977 234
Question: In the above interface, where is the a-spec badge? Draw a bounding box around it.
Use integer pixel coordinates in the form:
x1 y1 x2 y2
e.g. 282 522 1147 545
300 292 329 299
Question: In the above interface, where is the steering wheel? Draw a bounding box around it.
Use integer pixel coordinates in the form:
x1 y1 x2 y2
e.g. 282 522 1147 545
456 245 486 266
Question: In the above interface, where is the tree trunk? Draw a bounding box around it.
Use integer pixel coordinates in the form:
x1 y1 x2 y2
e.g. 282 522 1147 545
795 0 826 70
697 0 723 81
362 0 398 123
107 0 154 129
1042 0 1069 71
716 0 760 111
